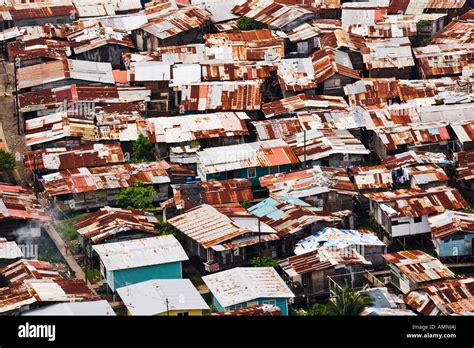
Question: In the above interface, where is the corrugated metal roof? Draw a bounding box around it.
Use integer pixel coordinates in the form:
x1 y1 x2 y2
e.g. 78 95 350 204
260 165 357 199
383 250 455 284
404 277 474 316
365 187 467 218
197 139 298 174
382 150 448 170
74 206 159 244
350 165 393 190
206 303 282 316
92 235 188 271
457 149 474 181
428 210 474 240
171 179 254 210
24 143 125 171
117 279 209 315
202 267 294 307
22 300 116 316
414 44 474 78
277 58 316 92
280 247 369 277
405 164 449 186
41 161 170 197
168 204 277 249
0 184 51 222
147 112 249 143
362 37 415 70
294 227 385 255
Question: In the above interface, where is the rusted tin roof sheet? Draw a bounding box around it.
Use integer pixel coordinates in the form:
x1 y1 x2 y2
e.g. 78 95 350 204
414 44 474 78
197 139 298 175
7 38 71 62
24 143 125 171
74 206 159 244
311 47 360 84
365 187 467 218
171 179 254 210
260 165 357 198
280 247 369 277
277 58 317 92
383 250 455 284
457 149 474 181
405 164 449 186
202 267 294 307
262 93 348 118
67 23 134 54
179 80 263 111
41 161 170 197
95 112 147 141
168 203 277 249
361 37 415 70
146 112 249 143
404 277 474 316
206 304 282 316
0 184 51 222
428 210 474 240
344 78 399 107
350 165 393 190
253 118 303 140
382 151 448 170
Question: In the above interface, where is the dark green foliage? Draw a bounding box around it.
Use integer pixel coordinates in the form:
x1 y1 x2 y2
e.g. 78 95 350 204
237 17 261 30
0 150 15 171
250 256 278 267
131 134 155 163
116 181 156 210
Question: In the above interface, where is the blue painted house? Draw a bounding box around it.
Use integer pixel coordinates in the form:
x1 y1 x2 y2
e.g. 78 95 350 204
92 235 189 292
428 210 474 258
196 139 299 188
202 267 295 316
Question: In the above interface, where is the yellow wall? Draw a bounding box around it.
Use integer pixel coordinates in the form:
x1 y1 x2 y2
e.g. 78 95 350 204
157 309 203 316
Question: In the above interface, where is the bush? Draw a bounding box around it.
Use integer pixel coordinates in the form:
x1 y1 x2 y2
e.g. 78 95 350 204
0 150 15 172
116 181 156 210
237 17 261 31
250 256 278 267
131 134 156 163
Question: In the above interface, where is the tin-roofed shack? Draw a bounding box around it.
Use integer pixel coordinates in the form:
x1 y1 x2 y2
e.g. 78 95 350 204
365 187 467 239
168 203 279 272
383 250 455 294
428 210 474 258
259 166 357 211
40 161 171 212
456 149 474 203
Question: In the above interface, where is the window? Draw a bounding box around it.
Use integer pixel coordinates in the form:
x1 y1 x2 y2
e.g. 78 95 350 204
262 299 277 306
247 167 256 178
269 166 279 175
414 216 422 223
176 312 189 317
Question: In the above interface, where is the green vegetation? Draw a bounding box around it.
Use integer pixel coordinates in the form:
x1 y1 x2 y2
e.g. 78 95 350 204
445 162 459 179
242 200 252 209
306 287 373 316
237 17 261 31
0 150 15 172
116 181 156 210
464 204 474 214
250 256 278 267
160 221 183 241
356 216 379 232
53 215 83 242
131 133 156 163
85 265 101 284
418 19 432 27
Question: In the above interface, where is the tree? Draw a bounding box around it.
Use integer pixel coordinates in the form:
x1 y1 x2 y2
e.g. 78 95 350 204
131 134 155 163
0 150 15 172
160 221 182 241
445 162 459 179
237 17 261 31
250 256 278 267
116 181 156 210
319 286 374 316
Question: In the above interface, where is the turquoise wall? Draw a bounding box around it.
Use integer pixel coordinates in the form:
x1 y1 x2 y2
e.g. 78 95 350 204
438 233 474 257
213 297 289 316
107 261 182 292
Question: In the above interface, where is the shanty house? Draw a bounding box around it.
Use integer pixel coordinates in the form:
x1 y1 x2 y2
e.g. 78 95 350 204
248 194 353 257
74 206 160 244
428 210 474 258
294 227 386 269
66 24 134 69
168 204 279 272
202 267 295 315
456 150 474 203
259 166 357 212
40 162 171 212
117 279 209 316
365 187 467 239
196 139 299 189
383 250 455 294
92 235 189 292
279 247 371 297
404 278 474 316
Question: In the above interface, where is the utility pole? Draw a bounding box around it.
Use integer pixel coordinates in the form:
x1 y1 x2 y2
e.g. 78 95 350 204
258 216 262 259
166 298 170 316
83 238 88 285
303 129 307 169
